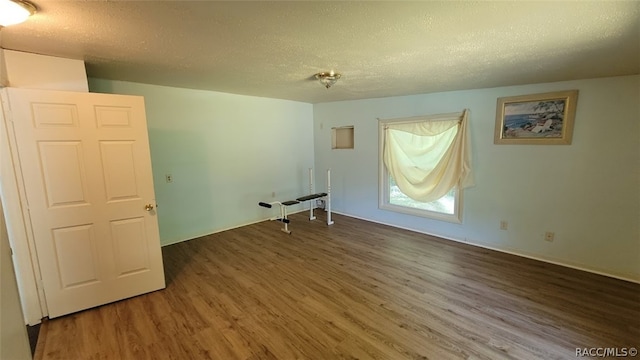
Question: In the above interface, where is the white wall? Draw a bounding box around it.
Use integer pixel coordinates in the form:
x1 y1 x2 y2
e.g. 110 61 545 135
0 197 32 360
313 75 640 282
89 79 314 245
0 49 88 92
0 50 7 87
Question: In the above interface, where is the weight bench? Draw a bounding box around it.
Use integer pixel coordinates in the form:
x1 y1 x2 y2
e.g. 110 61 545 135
258 200 299 234
258 169 334 234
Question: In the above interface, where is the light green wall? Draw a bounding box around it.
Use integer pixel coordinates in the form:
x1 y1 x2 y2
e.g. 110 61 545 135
90 76 639 281
90 79 314 245
313 75 640 282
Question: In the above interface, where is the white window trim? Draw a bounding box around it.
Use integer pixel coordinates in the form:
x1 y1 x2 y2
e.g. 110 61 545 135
377 113 464 224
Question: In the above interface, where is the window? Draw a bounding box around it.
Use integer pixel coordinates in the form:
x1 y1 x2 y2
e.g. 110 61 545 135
378 110 473 223
383 173 461 222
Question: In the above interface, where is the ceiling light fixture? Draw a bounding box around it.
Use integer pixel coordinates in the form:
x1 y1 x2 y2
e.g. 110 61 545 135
315 71 342 89
0 0 36 27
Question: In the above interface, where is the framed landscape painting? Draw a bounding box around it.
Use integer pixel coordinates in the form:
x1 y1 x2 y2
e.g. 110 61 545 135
494 90 578 145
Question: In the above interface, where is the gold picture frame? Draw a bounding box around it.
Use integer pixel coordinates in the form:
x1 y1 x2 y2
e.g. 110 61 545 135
494 90 578 145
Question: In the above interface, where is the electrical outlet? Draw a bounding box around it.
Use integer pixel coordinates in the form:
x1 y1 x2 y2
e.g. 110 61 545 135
544 232 555 242
500 221 508 230
271 191 276 198
166 174 173 183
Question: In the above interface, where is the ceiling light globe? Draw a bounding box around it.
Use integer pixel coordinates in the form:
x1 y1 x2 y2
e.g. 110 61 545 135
0 0 36 27
315 72 342 89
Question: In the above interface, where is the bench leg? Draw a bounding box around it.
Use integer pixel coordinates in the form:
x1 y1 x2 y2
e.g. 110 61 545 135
280 203 292 234
308 201 316 221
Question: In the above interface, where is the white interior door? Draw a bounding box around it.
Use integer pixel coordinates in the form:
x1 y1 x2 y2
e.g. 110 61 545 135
6 87 165 318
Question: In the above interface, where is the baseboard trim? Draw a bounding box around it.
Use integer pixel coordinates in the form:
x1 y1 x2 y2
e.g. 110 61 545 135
333 211 640 285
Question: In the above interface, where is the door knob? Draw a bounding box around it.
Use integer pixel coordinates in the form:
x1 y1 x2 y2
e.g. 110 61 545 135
144 204 154 211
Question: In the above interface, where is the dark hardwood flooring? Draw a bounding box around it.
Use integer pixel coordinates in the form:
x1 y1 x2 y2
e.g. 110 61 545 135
35 212 639 359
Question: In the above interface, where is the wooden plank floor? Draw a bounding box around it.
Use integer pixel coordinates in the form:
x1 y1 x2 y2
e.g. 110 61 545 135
35 213 639 360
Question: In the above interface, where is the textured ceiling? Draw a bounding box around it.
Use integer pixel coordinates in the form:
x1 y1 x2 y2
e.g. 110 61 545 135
1 1 639 103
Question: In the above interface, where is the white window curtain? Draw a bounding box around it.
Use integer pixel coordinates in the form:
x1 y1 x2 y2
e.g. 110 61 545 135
383 109 474 203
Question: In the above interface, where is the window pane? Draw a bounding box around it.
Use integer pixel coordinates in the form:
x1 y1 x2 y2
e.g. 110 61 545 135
389 176 455 215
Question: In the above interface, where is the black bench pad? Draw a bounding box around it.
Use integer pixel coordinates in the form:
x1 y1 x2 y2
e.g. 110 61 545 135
296 193 327 202
282 200 300 206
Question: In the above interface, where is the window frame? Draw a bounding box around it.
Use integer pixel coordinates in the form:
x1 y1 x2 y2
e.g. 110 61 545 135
377 113 464 224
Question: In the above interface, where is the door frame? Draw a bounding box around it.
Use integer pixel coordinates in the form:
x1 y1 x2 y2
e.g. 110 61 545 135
0 89 47 325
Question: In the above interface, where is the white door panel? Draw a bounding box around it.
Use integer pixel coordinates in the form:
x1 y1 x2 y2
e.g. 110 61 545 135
7 87 165 318
38 140 90 208
100 140 139 202
51 224 100 288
